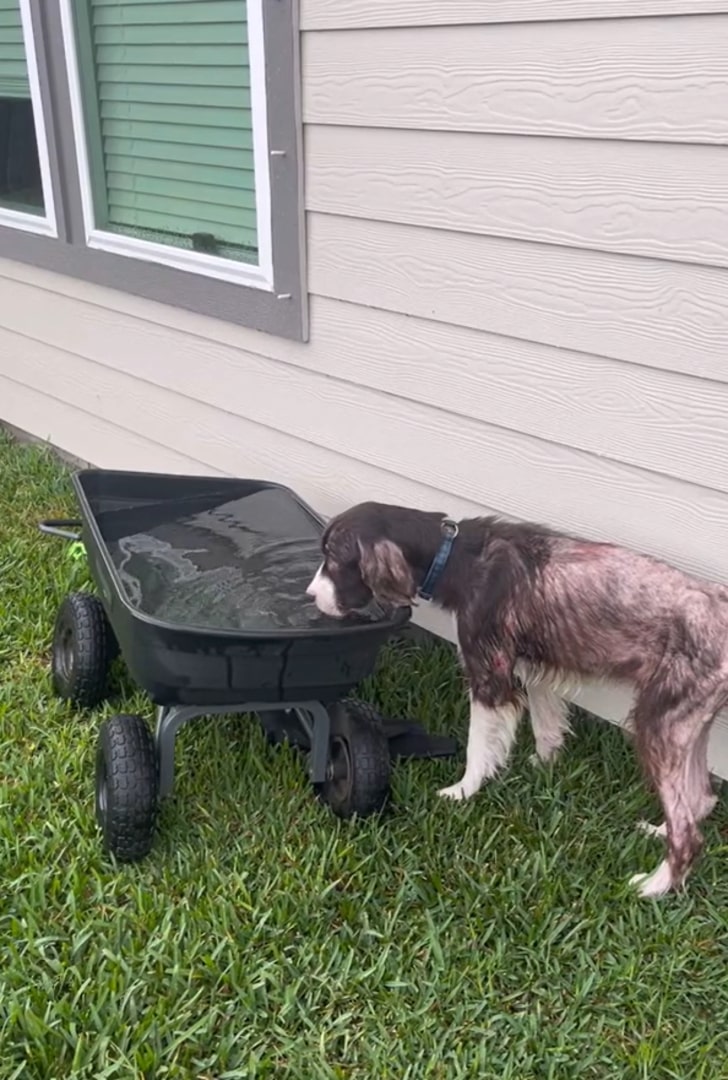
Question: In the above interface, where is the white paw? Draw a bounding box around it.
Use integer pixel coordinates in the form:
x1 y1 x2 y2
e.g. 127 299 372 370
637 820 667 839
629 860 673 898
438 783 468 802
530 749 558 767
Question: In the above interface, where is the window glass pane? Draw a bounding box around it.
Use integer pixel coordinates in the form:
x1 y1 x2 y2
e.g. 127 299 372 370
0 0 44 214
75 0 258 264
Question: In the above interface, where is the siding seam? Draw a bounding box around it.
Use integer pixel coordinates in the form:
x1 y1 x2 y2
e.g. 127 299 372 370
6 317 728 503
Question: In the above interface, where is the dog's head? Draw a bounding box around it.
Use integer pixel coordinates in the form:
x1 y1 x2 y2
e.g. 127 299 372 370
307 502 432 618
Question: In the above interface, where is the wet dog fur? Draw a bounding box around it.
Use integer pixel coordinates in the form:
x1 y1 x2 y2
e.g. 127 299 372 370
307 502 728 898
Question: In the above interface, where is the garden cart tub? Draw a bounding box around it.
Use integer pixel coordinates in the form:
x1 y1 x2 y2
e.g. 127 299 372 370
41 470 446 863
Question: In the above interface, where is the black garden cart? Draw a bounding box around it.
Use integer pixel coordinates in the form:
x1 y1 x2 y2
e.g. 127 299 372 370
42 470 454 862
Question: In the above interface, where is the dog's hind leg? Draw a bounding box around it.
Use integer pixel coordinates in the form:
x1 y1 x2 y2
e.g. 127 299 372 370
630 696 719 898
637 724 717 840
630 774 704 898
438 692 524 802
684 723 718 821
526 681 571 765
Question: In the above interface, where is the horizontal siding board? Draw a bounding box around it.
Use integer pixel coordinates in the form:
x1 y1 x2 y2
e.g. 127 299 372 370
302 1 728 28
3 249 727 389
0 337 491 524
3 277 727 493
303 19 728 143
0 377 219 476
306 126 728 270
3 319 728 586
293 300 728 496
308 214 728 385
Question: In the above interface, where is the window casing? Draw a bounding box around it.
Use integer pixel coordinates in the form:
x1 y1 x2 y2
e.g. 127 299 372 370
0 0 306 340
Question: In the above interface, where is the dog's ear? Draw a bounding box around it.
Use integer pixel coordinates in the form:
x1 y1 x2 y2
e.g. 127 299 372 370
325 521 357 564
359 539 414 607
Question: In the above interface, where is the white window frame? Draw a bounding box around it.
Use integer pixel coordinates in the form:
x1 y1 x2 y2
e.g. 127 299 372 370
58 0 274 290
0 0 58 237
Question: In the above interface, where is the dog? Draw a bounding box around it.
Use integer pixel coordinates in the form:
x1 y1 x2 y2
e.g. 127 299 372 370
307 501 728 898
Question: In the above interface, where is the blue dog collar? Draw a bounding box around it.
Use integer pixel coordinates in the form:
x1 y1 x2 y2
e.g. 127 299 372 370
418 518 459 601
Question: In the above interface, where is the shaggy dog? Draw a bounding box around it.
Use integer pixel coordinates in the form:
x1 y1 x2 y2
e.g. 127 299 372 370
307 502 728 898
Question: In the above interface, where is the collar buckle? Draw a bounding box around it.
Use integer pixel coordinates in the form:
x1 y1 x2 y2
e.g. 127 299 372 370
417 516 459 602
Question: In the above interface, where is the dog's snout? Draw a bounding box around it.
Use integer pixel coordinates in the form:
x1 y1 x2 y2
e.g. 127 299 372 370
306 564 344 618
306 565 323 598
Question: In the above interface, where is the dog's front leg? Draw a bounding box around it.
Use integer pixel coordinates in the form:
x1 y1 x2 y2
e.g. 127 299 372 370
438 691 524 802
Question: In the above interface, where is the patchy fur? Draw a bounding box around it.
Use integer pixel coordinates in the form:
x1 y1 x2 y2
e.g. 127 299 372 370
308 502 728 898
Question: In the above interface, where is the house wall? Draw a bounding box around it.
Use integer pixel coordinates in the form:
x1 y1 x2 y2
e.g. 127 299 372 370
3 4 728 768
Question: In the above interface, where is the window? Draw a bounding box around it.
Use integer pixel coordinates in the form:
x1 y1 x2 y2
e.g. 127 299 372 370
0 0 56 233
0 1 305 339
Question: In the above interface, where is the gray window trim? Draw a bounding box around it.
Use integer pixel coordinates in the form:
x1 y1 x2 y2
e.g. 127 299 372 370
0 0 308 341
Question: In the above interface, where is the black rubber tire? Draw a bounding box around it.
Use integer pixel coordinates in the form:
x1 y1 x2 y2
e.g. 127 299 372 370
319 700 391 818
95 714 158 862
52 592 116 708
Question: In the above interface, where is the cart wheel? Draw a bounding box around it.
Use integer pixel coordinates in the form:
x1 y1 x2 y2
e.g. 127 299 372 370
52 592 117 708
319 700 391 818
95 714 158 863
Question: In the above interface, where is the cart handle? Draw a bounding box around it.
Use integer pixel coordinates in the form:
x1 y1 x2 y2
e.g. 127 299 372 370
38 519 83 542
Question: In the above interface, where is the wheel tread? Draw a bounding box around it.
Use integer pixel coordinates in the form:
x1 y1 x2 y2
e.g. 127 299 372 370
96 714 158 862
322 700 391 818
52 592 115 708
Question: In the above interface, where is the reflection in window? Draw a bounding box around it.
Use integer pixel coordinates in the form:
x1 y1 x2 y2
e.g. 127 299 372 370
0 0 43 214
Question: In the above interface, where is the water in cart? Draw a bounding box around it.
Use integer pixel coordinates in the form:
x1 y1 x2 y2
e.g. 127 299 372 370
106 487 341 632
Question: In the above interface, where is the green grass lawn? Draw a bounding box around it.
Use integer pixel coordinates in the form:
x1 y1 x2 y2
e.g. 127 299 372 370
1 432 728 1079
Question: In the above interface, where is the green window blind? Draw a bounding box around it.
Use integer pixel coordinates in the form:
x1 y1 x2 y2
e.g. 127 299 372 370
77 0 257 262
0 0 30 99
